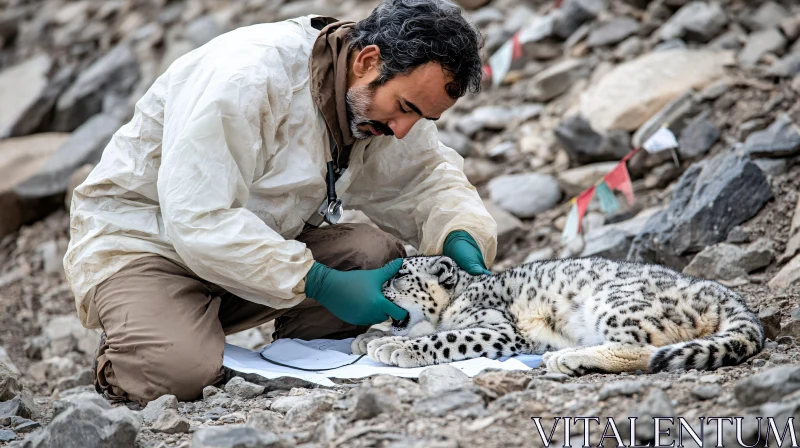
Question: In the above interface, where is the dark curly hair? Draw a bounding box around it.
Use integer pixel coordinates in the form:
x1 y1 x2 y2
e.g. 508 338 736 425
349 0 484 99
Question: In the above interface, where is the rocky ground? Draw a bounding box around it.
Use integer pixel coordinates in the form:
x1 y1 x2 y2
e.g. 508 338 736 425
2 0 800 446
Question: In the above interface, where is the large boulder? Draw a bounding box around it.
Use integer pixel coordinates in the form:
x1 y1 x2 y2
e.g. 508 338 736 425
580 49 734 131
0 133 71 238
487 173 562 219
15 114 121 198
0 55 71 138
628 154 772 269
18 396 139 448
554 116 631 165
51 43 140 132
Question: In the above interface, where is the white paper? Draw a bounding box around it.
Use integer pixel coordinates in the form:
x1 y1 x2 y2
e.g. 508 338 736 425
222 338 542 387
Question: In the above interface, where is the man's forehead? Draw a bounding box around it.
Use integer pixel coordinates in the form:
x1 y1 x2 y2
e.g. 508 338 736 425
395 64 457 118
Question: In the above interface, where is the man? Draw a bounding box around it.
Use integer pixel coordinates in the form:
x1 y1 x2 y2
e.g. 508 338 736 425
64 0 497 404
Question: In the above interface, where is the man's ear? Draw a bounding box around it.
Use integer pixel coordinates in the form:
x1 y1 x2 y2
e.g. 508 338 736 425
352 45 381 78
431 257 457 288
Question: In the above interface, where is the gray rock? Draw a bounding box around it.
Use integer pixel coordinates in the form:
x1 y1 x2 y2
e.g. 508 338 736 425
743 114 800 159
581 228 629 260
552 0 606 39
192 426 289 448
12 417 41 433
598 381 644 400
539 373 570 382
463 158 501 185
0 55 59 138
225 377 265 400
412 388 484 417
629 154 772 270
760 393 800 445
468 7 504 27
141 394 178 424
483 202 525 258
53 392 110 417
0 395 39 420
659 1 727 43
682 238 775 281
455 104 543 136
0 429 15 442
151 409 190 434
184 15 223 48
633 389 675 442
438 130 474 157
739 28 787 67
349 386 402 421
54 368 94 392
472 370 531 396
692 385 721 400
615 36 644 59
770 253 800 290
270 395 314 414
418 365 472 396
283 393 335 426
587 17 640 47
779 318 800 339
18 400 139 448
0 347 19 377
487 173 562 219
758 307 782 341
653 38 687 51
754 158 791 176
245 410 283 432
0 363 21 401
554 116 631 165
742 1 789 32
734 365 800 406
202 385 223 401
768 51 800 78
52 43 140 132
15 115 121 198
678 112 720 158
527 58 592 102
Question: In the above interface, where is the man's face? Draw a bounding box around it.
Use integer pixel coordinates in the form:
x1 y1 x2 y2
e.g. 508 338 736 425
346 48 457 140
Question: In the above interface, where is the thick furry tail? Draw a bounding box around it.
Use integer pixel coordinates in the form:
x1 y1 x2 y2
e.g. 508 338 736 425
648 309 765 373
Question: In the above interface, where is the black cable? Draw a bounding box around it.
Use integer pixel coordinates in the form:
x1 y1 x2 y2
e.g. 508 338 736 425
259 352 367 372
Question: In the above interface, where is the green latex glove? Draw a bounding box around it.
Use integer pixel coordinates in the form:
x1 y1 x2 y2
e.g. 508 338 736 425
304 259 409 326
442 230 491 275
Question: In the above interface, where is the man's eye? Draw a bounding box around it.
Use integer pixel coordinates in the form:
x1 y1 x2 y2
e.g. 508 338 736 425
399 103 410 113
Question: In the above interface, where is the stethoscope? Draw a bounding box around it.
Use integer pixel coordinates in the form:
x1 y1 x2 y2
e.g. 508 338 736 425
305 135 344 228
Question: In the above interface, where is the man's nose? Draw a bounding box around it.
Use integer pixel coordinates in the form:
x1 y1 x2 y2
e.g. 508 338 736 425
388 116 420 139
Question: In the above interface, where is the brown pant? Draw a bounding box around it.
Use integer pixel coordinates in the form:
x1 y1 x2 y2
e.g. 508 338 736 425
93 223 405 404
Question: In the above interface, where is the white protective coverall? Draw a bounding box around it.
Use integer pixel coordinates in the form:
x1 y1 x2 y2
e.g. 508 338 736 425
64 15 499 329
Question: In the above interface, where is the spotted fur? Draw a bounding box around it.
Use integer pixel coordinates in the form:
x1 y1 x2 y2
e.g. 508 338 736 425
352 256 765 376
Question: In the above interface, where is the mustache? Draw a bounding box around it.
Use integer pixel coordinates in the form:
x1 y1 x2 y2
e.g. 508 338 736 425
364 120 394 136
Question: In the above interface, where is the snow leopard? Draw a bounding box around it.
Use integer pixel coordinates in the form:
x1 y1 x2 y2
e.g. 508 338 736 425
351 256 765 376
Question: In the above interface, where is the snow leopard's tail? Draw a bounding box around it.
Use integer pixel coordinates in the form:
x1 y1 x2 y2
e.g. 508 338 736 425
648 295 765 373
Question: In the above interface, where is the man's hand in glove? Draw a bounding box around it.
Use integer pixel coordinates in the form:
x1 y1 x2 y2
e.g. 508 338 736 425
304 259 409 326
443 230 491 276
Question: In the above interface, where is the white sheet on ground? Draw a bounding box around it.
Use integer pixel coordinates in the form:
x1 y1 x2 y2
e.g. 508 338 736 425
222 338 543 387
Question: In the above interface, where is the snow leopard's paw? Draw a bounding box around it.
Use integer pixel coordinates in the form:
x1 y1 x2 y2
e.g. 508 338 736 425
366 337 419 367
351 330 392 355
544 347 591 376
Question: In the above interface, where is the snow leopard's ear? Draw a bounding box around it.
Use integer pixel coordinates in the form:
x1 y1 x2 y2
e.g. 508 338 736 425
431 257 457 289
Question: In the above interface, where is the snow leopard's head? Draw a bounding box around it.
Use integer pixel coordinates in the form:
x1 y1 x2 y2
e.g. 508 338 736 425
383 256 473 336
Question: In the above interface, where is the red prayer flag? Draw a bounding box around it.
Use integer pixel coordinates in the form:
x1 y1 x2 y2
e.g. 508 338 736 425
603 159 635 205
575 186 595 232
